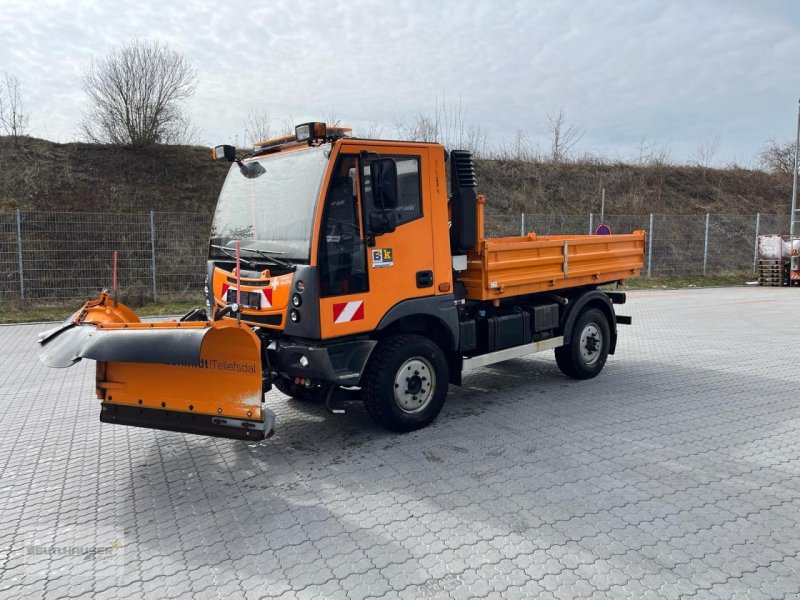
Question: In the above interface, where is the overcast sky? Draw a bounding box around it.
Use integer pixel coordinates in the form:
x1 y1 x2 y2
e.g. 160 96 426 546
2 0 800 165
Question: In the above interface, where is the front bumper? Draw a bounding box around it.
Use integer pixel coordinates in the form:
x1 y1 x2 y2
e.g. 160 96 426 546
269 338 377 386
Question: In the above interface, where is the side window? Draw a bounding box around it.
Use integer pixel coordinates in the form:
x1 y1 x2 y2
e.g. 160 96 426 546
363 156 422 225
318 156 368 297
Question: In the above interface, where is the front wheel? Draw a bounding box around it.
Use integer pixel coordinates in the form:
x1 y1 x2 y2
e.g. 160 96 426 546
361 334 449 432
555 307 610 379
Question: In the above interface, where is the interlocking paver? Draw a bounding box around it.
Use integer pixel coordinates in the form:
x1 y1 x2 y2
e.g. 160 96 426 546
1 287 799 598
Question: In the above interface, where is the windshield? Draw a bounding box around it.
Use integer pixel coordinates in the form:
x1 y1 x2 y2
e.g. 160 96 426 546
209 144 330 262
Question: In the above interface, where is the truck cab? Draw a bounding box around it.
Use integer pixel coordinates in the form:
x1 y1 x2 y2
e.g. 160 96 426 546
207 129 452 338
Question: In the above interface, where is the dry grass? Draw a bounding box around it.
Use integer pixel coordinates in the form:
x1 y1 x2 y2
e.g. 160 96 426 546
0 297 204 324
477 157 792 216
0 136 228 213
0 136 792 216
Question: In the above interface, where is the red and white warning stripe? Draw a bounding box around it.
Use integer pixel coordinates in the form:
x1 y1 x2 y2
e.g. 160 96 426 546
333 300 364 324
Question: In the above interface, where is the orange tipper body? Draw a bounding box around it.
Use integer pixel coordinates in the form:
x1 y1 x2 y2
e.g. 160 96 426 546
462 231 646 301
39 122 645 439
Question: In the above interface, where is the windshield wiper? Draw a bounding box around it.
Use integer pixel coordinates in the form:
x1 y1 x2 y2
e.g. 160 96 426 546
211 244 293 269
238 247 293 269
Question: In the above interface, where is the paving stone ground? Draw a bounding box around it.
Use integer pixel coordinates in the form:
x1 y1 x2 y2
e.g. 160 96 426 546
1 287 799 599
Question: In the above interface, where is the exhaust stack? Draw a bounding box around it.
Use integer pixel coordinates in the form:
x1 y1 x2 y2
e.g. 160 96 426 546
449 149 478 254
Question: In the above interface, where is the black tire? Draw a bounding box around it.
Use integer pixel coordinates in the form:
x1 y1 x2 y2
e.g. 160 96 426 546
555 307 610 379
362 334 449 432
273 376 327 402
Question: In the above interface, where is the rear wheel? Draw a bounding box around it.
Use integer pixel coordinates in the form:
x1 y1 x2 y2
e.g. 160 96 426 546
555 307 610 379
273 376 327 402
362 334 449 432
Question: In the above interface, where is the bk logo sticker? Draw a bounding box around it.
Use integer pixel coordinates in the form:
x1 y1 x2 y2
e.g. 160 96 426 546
371 247 393 268
333 300 364 324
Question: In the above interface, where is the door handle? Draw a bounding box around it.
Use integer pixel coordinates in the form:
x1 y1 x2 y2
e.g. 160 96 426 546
416 270 434 288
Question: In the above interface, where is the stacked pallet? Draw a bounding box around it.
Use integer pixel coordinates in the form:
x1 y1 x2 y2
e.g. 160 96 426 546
757 259 788 286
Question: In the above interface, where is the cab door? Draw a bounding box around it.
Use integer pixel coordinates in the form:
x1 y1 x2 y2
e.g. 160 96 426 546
317 146 434 339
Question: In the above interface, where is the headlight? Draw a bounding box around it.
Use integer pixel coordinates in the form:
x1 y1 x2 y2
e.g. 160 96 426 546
291 294 302 307
296 280 305 292
290 309 300 323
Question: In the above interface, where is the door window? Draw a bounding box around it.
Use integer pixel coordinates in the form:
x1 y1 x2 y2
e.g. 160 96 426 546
318 156 368 297
362 156 422 225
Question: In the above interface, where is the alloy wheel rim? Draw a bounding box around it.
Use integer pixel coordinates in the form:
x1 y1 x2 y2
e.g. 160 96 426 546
579 323 602 365
393 357 436 414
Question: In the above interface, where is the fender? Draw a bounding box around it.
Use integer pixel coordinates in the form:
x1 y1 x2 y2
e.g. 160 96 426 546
561 289 618 354
375 294 459 351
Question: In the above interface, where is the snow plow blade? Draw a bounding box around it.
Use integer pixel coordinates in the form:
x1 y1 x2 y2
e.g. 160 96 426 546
38 292 273 440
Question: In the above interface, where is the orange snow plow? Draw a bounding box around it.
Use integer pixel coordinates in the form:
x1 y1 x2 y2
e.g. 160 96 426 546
38 292 273 440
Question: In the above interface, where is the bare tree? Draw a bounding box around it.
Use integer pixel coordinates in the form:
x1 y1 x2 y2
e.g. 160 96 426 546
633 137 672 167
393 95 488 156
692 135 720 168
356 122 384 139
507 129 538 161
322 110 341 127
759 138 796 174
243 107 273 145
80 40 197 147
0 72 30 137
460 124 489 157
395 112 440 143
275 116 295 136
546 107 583 162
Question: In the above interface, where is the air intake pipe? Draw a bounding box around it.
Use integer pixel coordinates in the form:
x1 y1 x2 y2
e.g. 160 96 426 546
449 150 478 254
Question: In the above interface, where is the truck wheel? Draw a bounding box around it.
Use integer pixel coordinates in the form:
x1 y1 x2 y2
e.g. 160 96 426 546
362 334 449 432
273 377 326 402
555 308 610 379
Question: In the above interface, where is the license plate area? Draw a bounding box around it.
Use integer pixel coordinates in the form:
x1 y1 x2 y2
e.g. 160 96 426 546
227 288 261 309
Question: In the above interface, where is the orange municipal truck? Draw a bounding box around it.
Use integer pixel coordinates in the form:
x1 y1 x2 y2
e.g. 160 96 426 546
38 123 645 439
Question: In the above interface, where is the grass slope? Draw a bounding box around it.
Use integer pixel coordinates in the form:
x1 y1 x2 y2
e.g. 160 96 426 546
0 136 792 216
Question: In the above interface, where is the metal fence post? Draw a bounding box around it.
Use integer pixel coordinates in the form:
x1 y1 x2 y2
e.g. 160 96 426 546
600 188 605 222
15 209 24 300
647 213 654 278
702 213 710 277
520 213 525 237
149 210 158 302
753 212 760 272
589 213 594 234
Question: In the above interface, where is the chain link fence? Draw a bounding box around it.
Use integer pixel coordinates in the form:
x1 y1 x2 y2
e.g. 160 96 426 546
0 210 791 304
0 211 209 304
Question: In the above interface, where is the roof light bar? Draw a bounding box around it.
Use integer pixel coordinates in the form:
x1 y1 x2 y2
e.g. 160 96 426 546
252 124 354 154
295 122 327 144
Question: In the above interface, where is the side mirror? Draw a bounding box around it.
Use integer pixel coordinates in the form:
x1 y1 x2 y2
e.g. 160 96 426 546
384 210 397 233
370 157 399 209
369 210 397 237
238 161 266 179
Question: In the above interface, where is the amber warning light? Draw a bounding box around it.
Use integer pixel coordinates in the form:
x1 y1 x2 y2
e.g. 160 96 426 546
212 144 236 162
